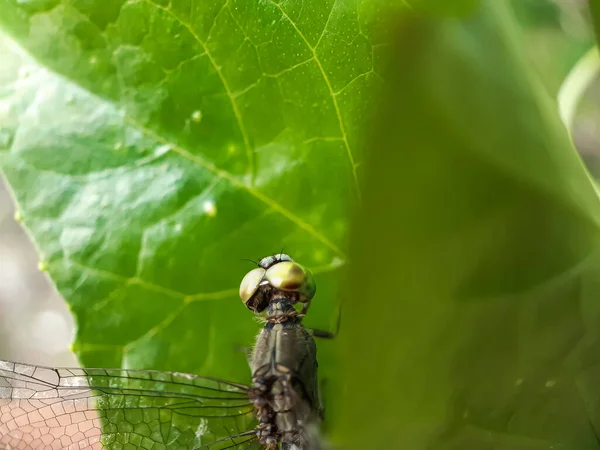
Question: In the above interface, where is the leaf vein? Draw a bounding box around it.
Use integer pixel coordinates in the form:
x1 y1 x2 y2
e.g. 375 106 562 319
314 2 336 50
65 258 244 302
123 303 188 352
333 70 375 97
65 259 187 299
268 0 361 201
139 0 255 181
122 115 346 257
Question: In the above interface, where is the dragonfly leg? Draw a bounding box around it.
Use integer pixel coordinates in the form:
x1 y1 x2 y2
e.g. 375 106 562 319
308 303 342 340
309 328 336 339
318 377 328 420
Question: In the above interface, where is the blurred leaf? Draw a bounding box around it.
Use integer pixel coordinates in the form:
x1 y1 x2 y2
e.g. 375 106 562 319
589 0 600 44
510 0 561 28
335 1 600 449
0 0 393 383
513 1 594 98
406 0 479 16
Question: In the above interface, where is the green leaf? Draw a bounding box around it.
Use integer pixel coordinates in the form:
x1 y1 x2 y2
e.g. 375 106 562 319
0 0 390 382
334 2 600 449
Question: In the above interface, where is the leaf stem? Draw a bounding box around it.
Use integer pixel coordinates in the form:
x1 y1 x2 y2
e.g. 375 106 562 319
557 46 600 133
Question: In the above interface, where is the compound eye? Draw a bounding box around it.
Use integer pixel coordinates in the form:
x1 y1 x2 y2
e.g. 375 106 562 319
265 261 316 301
258 253 293 269
239 267 266 306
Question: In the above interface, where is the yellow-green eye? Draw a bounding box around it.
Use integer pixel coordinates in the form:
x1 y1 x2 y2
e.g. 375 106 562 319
265 261 316 301
239 267 266 305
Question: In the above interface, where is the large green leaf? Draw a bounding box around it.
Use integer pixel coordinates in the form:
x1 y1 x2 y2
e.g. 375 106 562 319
0 0 397 383
334 2 600 449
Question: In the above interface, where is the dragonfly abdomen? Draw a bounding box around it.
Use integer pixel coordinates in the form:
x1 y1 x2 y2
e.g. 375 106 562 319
245 294 322 449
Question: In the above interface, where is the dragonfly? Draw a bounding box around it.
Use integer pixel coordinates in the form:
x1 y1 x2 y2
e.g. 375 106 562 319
0 254 325 450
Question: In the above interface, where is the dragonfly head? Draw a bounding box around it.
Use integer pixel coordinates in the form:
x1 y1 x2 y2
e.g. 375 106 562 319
239 254 316 313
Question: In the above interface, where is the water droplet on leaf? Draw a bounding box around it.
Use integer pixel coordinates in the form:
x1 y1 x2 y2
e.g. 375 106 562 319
203 200 217 217
191 110 202 123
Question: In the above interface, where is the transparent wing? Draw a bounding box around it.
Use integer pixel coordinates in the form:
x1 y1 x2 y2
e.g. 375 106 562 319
0 360 259 450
